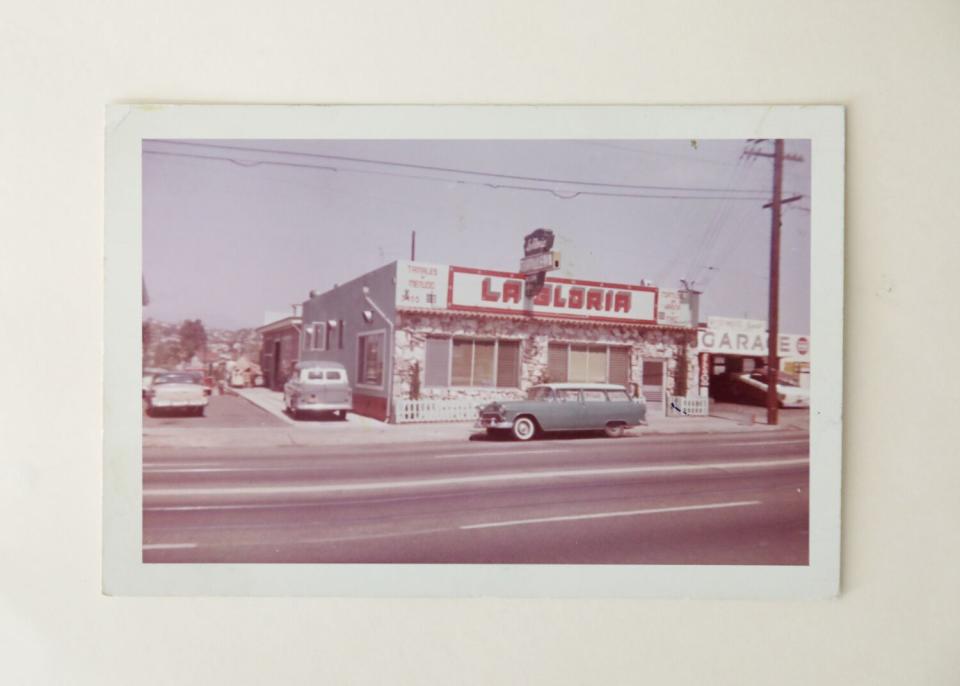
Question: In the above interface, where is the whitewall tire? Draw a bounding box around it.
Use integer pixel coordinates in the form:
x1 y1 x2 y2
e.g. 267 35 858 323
511 416 537 441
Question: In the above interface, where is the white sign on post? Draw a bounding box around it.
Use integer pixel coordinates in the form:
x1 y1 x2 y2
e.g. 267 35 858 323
519 251 560 275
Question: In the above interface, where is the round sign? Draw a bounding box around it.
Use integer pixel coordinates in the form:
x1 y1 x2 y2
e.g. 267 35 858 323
797 337 809 355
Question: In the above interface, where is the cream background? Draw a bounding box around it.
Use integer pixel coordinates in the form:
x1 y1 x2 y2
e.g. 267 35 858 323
1 1 957 684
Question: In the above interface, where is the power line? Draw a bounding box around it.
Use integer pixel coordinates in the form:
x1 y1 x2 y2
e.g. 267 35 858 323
143 149 777 202
682 157 755 285
145 140 785 195
576 141 745 168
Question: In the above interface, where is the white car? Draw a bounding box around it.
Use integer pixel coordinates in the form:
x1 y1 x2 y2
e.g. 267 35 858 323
144 372 209 416
738 370 809 408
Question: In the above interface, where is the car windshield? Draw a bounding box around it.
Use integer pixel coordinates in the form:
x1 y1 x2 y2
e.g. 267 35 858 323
526 387 555 401
153 373 199 385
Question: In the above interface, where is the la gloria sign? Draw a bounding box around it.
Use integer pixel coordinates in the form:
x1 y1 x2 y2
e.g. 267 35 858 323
447 267 657 324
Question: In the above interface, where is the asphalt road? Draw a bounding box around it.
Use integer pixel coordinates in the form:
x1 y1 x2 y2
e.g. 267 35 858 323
143 393 287 428
143 431 809 565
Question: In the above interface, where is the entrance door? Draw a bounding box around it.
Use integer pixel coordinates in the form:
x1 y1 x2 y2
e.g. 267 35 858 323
641 360 665 402
271 340 282 390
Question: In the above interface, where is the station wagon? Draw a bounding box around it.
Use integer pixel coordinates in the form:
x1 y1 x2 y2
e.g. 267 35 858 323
283 360 353 420
475 383 647 441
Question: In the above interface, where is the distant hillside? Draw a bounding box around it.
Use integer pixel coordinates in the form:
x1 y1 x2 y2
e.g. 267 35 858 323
143 318 262 368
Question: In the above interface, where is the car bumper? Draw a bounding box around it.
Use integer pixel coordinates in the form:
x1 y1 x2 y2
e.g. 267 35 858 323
150 399 207 407
474 417 513 429
291 401 353 412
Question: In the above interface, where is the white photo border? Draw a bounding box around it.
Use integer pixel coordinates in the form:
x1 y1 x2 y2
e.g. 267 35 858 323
104 105 843 598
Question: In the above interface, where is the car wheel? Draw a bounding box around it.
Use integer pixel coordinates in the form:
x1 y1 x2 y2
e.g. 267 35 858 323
604 422 626 438
511 416 537 441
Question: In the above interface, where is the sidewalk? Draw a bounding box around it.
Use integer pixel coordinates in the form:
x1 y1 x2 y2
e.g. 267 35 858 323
143 387 805 449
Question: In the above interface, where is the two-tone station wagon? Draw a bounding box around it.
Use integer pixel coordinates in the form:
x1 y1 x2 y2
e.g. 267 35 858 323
475 383 647 441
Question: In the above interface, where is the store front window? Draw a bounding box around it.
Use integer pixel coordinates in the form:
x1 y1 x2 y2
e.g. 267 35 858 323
547 343 631 385
357 331 385 387
425 337 520 387
309 322 327 351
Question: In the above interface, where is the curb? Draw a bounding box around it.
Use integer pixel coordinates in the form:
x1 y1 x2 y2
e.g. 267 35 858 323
142 420 807 450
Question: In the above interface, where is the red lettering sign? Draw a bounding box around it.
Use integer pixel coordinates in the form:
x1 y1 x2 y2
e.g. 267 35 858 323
568 287 584 309
481 277 500 302
502 280 522 303
553 286 567 307
586 288 603 311
446 267 658 324
533 284 552 306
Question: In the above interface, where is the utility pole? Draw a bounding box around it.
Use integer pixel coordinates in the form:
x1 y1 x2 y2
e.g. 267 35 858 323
411 230 416 260
743 140 803 425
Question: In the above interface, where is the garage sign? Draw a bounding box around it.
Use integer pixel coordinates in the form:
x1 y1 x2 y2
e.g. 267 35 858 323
697 328 810 358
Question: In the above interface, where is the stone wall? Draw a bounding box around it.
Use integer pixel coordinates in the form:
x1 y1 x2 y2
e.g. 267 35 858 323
393 312 699 404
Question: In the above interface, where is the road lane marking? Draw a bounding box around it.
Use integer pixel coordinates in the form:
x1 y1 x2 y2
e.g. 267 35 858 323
145 450 569 472
462 500 763 530
145 466 302 474
144 457 808 499
142 542 197 550
719 439 809 447
460 500 762 529
434 449 567 459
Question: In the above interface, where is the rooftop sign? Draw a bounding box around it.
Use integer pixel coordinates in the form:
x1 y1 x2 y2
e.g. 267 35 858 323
446 266 658 324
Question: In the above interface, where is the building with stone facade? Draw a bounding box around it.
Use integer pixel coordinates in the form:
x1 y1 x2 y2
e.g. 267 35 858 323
298 260 702 423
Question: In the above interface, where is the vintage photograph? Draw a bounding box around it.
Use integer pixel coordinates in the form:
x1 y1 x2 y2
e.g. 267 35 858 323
139 134 814 566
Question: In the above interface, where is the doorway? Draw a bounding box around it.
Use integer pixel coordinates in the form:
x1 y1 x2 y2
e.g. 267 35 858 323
641 360 665 402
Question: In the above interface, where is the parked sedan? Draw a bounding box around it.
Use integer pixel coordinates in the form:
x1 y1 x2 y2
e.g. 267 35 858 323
475 383 647 441
283 360 353 420
144 372 209 416
141 367 166 398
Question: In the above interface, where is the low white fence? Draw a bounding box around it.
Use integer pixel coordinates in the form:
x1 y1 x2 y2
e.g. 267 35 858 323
664 394 710 417
395 398 479 423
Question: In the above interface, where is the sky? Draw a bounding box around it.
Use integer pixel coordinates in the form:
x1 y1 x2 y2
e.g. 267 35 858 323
142 139 811 332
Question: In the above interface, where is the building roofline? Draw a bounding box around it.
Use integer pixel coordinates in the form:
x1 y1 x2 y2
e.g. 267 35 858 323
396 308 696 332
256 316 302 334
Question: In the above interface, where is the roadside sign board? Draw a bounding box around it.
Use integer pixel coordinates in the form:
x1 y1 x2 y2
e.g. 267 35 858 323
521 228 556 298
524 228 555 256
520 251 561 275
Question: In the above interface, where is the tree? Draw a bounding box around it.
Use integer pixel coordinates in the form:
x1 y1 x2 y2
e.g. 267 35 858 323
179 319 208 363
150 340 182 368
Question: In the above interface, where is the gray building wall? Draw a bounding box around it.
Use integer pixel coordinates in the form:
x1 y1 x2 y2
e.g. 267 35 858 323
300 262 398 420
